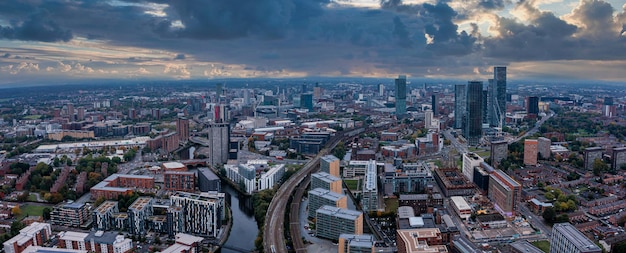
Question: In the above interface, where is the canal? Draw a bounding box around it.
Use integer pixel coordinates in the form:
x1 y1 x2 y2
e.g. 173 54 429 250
221 184 258 253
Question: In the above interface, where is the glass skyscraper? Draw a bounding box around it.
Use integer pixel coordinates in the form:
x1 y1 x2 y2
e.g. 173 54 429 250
465 81 483 146
454 84 466 129
489 67 507 127
395 75 407 117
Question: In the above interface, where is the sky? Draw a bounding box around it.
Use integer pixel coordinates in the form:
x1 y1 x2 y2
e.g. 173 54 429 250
0 0 625 85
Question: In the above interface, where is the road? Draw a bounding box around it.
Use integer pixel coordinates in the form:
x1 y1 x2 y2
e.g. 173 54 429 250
443 129 468 154
519 203 552 238
510 111 555 144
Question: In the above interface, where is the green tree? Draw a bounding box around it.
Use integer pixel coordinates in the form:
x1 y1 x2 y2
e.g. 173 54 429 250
542 207 556 224
593 158 609 176
333 141 346 160
42 207 52 220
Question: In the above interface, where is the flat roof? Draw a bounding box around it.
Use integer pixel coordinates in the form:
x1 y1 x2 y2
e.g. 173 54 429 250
174 233 204 246
94 201 118 214
399 194 429 201
450 196 471 211
339 234 375 248
23 246 87 253
162 162 185 169
129 197 152 211
198 168 219 180
552 223 601 252
309 188 346 202
321 155 339 163
316 205 362 221
398 206 415 218
312 172 341 183
59 231 88 242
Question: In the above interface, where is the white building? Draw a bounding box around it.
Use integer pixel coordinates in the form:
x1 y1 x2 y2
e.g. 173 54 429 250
345 160 378 178
462 152 483 182
3 223 52 253
361 162 378 212
451 196 471 221
225 160 285 194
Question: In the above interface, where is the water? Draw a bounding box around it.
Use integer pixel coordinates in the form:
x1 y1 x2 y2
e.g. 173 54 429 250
221 184 258 253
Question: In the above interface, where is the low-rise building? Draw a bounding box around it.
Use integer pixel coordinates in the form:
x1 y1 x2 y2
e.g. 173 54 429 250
164 171 195 192
450 197 471 221
338 234 375 253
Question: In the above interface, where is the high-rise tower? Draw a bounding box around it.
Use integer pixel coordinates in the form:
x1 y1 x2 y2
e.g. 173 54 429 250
465 81 483 146
395 75 407 117
489 67 506 128
454 84 466 129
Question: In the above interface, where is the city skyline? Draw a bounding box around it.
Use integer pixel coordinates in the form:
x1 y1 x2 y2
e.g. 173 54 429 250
0 0 625 85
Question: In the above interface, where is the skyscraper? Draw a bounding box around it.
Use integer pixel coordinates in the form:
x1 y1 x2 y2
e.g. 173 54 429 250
454 84 466 129
526 96 539 116
301 93 313 111
395 75 407 117
207 123 230 166
177 117 189 142
465 81 483 146
489 67 507 128
431 93 438 115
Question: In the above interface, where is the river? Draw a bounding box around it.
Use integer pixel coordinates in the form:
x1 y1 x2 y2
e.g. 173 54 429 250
221 184 258 253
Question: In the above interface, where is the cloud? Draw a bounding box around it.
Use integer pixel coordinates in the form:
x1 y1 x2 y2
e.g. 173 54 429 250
1 62 39 74
174 54 186 60
163 64 191 79
0 13 72 42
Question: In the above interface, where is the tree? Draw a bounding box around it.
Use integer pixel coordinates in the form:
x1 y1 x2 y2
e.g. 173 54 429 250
42 207 51 220
11 206 21 216
333 141 346 160
10 221 26 236
542 207 556 224
593 158 609 176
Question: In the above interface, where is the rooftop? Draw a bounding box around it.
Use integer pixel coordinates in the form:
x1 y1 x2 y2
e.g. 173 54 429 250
309 188 346 202
510 241 544 253
94 201 118 214
316 205 362 221
162 162 185 170
552 223 602 252
129 197 152 211
450 196 471 210
312 172 341 184
23 246 87 253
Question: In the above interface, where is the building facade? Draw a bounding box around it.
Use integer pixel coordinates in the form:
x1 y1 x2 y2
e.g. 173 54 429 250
465 81 483 146
462 152 483 182
3 222 52 253
308 188 347 219
312 172 343 194
490 140 508 167
338 234 375 253
198 168 221 192
550 223 602 253
524 139 538 166
488 170 521 216
454 84 467 129
51 203 90 228
489 67 507 128
164 171 195 192
538 137 551 160
169 191 225 238
316 205 363 241
584 147 604 171
207 123 230 166
361 163 378 212
128 197 153 235
176 117 189 142
395 75 407 117
321 155 341 177
93 201 119 231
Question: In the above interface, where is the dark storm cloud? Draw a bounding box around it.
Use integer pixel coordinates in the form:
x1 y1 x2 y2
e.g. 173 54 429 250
0 13 72 42
174 54 186 60
484 0 626 61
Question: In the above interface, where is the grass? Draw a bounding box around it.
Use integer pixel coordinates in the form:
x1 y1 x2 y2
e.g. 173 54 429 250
344 179 360 191
432 160 443 168
17 204 47 220
532 240 550 253
28 193 38 202
476 151 490 158
23 115 42 120
384 198 399 213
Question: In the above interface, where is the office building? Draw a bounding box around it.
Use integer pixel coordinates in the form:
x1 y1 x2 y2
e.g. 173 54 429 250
488 170 521 216
3 222 52 253
454 84 466 129
50 202 90 228
314 85 323 100
526 96 539 116
396 228 447 253
464 81 483 146
338 234 375 253
383 163 434 195
538 137 551 160
128 197 153 235
362 162 378 211
584 147 604 170
550 223 601 253
176 117 189 142
198 168 221 192
462 152 483 182
93 201 119 231
301 93 314 111
425 110 434 129
312 172 343 194
473 165 491 192
490 140 508 167
398 194 444 215
482 89 488 124
164 171 195 192
344 160 377 178
379 84 385 97
207 123 230 166
316 205 363 241
169 191 224 237
308 188 347 219
395 75 407 117
612 147 626 170
524 139 538 166
225 161 285 194
321 155 340 177
489 67 507 128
